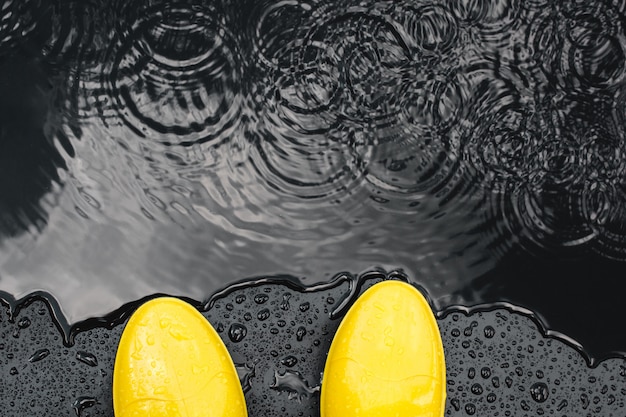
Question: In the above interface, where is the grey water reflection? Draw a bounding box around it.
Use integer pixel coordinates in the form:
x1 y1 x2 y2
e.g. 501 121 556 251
1 0 626 352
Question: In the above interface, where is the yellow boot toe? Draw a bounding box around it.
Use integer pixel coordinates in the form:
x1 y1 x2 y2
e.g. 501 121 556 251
113 297 247 417
321 281 446 417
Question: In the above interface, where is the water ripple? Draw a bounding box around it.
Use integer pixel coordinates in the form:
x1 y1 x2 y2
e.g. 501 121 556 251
404 3 460 54
0 0 47 54
450 0 523 38
531 3 626 93
250 131 366 201
105 1 242 146
186 132 369 244
41 1 113 66
251 0 315 71
4 0 626 320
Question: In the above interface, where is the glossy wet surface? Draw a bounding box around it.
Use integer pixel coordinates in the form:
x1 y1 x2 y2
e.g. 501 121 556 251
2 273 626 417
1 0 626 367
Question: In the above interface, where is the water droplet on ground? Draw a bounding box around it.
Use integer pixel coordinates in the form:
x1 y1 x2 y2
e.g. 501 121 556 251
228 323 247 343
270 370 320 401
76 351 98 367
28 348 50 363
530 381 549 403
72 396 97 417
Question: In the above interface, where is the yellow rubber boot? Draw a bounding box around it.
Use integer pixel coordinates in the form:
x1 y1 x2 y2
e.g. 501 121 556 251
321 281 446 417
113 297 247 417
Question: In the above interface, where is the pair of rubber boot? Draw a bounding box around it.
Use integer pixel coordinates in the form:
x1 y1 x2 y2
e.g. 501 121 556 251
112 280 446 417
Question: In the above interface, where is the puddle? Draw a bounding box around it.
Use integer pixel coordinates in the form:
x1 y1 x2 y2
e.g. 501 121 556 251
2 0 626 327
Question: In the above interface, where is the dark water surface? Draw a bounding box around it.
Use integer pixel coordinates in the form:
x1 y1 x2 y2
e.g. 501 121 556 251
1 0 626 362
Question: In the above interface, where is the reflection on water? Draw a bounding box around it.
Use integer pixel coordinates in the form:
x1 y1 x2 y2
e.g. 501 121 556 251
0 55 69 237
1 0 626 352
